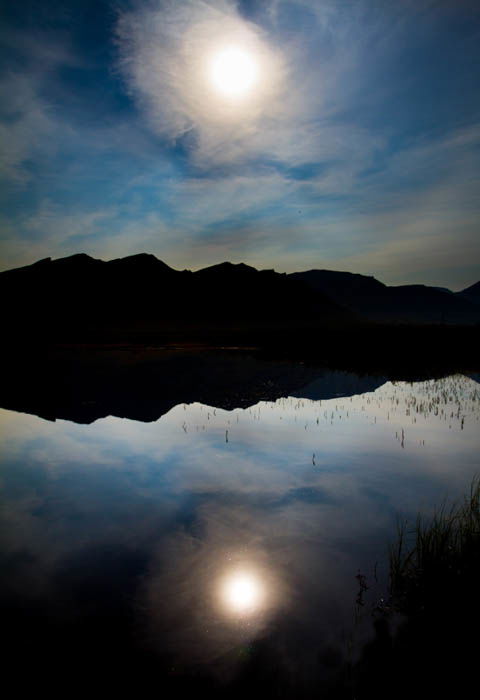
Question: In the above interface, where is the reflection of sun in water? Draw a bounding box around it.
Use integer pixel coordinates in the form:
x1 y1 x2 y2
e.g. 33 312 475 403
209 47 258 99
221 570 264 615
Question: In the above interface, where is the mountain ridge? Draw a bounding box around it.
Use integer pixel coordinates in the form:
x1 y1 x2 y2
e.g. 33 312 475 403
1 254 479 337
2 252 478 294
289 269 479 324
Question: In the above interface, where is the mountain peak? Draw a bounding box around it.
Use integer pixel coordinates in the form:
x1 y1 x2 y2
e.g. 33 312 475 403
107 253 175 272
54 253 99 265
195 261 258 275
461 280 480 295
118 253 159 263
457 280 480 305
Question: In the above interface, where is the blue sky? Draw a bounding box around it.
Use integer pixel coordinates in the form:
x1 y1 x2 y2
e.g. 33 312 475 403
1 0 479 288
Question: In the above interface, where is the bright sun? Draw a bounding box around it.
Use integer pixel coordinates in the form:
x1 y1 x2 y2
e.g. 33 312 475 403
221 570 264 615
209 47 258 99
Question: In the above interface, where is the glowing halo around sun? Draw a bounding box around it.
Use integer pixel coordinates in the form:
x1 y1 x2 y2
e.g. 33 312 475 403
117 2 286 143
209 46 258 99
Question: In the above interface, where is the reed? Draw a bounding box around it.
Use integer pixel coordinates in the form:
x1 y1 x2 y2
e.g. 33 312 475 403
389 476 480 617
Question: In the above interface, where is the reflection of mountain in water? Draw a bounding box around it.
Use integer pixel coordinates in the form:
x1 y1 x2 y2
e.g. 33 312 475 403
0 349 320 424
1 348 465 424
291 371 386 400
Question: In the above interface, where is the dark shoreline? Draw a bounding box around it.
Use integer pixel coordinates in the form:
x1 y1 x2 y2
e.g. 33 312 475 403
4 319 480 373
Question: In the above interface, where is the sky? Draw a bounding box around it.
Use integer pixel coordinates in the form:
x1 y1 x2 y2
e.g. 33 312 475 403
0 0 479 289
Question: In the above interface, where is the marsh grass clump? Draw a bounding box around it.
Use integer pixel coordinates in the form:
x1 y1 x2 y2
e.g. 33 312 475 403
389 477 480 619
352 478 480 700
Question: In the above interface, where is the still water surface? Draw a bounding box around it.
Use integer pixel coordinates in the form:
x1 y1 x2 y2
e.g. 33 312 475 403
1 370 479 694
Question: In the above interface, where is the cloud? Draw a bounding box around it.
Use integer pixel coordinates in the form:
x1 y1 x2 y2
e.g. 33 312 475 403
2 376 478 665
0 72 58 184
0 0 478 288
0 25 83 185
116 0 287 167
114 0 392 173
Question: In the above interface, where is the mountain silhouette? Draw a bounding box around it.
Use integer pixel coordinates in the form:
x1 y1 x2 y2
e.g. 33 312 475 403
289 269 480 324
1 255 479 345
457 280 480 306
0 254 351 340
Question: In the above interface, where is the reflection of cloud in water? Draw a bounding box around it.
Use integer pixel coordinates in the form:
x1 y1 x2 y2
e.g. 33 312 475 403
0 374 479 676
220 569 264 616
138 505 290 669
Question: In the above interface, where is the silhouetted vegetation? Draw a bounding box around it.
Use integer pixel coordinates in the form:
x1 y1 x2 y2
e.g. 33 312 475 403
351 478 480 699
389 477 480 617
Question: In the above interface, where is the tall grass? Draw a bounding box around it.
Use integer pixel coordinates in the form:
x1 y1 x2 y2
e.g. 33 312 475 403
389 477 480 618
350 479 480 699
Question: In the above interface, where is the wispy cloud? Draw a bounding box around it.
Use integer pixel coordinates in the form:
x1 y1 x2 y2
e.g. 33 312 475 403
0 0 478 287
116 0 288 167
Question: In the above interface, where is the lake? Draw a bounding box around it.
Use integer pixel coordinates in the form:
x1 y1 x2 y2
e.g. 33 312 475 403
1 351 479 697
